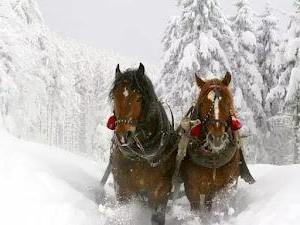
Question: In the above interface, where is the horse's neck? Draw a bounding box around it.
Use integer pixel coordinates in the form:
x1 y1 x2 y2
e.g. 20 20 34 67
138 101 171 142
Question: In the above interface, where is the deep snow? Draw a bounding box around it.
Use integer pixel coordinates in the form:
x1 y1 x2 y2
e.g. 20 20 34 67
1 129 300 225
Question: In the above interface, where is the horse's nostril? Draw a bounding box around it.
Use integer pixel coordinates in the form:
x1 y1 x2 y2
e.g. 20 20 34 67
126 131 133 139
208 133 214 142
222 133 228 142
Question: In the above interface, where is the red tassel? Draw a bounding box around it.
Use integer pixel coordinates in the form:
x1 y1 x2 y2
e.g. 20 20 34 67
107 115 116 130
190 123 202 137
231 115 242 131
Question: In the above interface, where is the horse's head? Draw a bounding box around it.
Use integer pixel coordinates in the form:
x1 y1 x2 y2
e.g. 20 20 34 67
110 63 155 145
195 72 234 152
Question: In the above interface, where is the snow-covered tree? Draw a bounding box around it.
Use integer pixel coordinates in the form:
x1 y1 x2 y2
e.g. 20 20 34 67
283 1 300 162
266 1 300 116
295 0 300 13
285 68 300 163
230 0 270 162
232 0 267 130
265 0 300 164
0 0 161 162
158 0 235 122
256 4 280 115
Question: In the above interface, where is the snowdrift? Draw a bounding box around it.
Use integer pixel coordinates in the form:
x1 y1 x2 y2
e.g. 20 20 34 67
1 129 300 225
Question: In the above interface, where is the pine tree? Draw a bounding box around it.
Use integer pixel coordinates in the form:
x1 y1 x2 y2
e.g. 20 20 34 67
285 68 300 163
232 0 266 130
158 0 235 123
266 0 300 116
256 4 280 116
230 0 270 162
295 0 300 13
282 0 300 163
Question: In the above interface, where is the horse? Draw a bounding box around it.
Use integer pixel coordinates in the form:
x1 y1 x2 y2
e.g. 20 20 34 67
180 72 254 214
108 63 178 225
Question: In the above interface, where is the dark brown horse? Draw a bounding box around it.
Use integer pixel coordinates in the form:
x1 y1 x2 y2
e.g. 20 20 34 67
108 63 177 225
180 72 254 213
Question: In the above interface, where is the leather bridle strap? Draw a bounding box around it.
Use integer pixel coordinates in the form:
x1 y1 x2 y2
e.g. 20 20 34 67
115 117 138 126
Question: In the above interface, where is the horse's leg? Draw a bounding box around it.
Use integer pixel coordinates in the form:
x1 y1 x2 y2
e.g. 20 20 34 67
114 182 133 204
204 193 214 211
151 203 167 225
190 201 201 211
116 192 131 204
188 193 214 212
147 182 171 225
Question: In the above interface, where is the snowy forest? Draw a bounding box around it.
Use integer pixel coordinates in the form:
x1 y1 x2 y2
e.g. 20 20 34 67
1 0 300 224
0 0 300 166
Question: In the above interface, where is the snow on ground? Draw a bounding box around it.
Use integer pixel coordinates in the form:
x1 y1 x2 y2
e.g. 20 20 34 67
1 128 300 225
0 129 104 225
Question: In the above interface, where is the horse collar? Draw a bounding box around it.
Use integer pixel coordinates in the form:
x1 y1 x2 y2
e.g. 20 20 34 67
113 101 176 167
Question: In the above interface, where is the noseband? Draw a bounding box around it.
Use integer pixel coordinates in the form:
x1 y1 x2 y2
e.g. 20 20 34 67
115 117 138 126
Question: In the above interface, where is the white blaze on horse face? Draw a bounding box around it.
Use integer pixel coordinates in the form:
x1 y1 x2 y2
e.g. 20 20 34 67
207 90 222 127
123 87 129 98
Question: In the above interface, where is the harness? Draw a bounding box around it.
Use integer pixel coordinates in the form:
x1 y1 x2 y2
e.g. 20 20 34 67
113 101 178 167
171 88 240 202
186 96 239 168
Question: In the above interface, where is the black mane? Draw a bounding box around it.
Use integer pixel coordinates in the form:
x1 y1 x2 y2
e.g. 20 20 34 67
109 65 176 160
109 67 158 107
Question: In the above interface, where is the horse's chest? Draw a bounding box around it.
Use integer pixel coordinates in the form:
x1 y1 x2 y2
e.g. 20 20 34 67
181 151 240 193
110 150 175 189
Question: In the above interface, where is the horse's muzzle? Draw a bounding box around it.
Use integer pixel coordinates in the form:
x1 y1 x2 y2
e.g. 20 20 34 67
117 130 135 146
206 132 229 152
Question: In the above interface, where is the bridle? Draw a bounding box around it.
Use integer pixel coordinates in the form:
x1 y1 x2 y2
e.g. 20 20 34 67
185 84 239 169
115 117 138 126
113 90 177 167
196 85 231 131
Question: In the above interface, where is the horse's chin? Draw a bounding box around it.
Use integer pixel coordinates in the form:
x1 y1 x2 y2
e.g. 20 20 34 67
209 144 227 153
118 137 135 146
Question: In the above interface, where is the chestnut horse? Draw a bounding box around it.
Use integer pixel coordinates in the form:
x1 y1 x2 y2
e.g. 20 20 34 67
180 72 254 213
109 63 177 225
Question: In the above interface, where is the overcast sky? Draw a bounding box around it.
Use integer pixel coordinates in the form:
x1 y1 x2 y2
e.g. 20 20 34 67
37 0 294 64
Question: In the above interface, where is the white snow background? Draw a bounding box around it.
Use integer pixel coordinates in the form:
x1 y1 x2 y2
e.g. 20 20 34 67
1 128 300 225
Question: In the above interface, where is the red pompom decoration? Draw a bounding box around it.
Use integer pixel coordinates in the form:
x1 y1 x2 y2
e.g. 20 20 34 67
190 123 202 137
231 115 242 131
107 115 116 130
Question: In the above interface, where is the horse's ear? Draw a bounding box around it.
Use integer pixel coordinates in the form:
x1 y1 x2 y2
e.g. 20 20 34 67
222 72 231 86
137 63 145 75
195 74 205 88
116 64 121 76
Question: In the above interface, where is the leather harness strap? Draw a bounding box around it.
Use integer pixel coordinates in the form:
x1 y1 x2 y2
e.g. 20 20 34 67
114 100 178 167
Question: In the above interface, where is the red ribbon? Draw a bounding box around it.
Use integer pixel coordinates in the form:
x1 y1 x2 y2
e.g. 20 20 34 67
231 115 242 131
189 114 242 137
190 123 202 137
107 115 116 130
